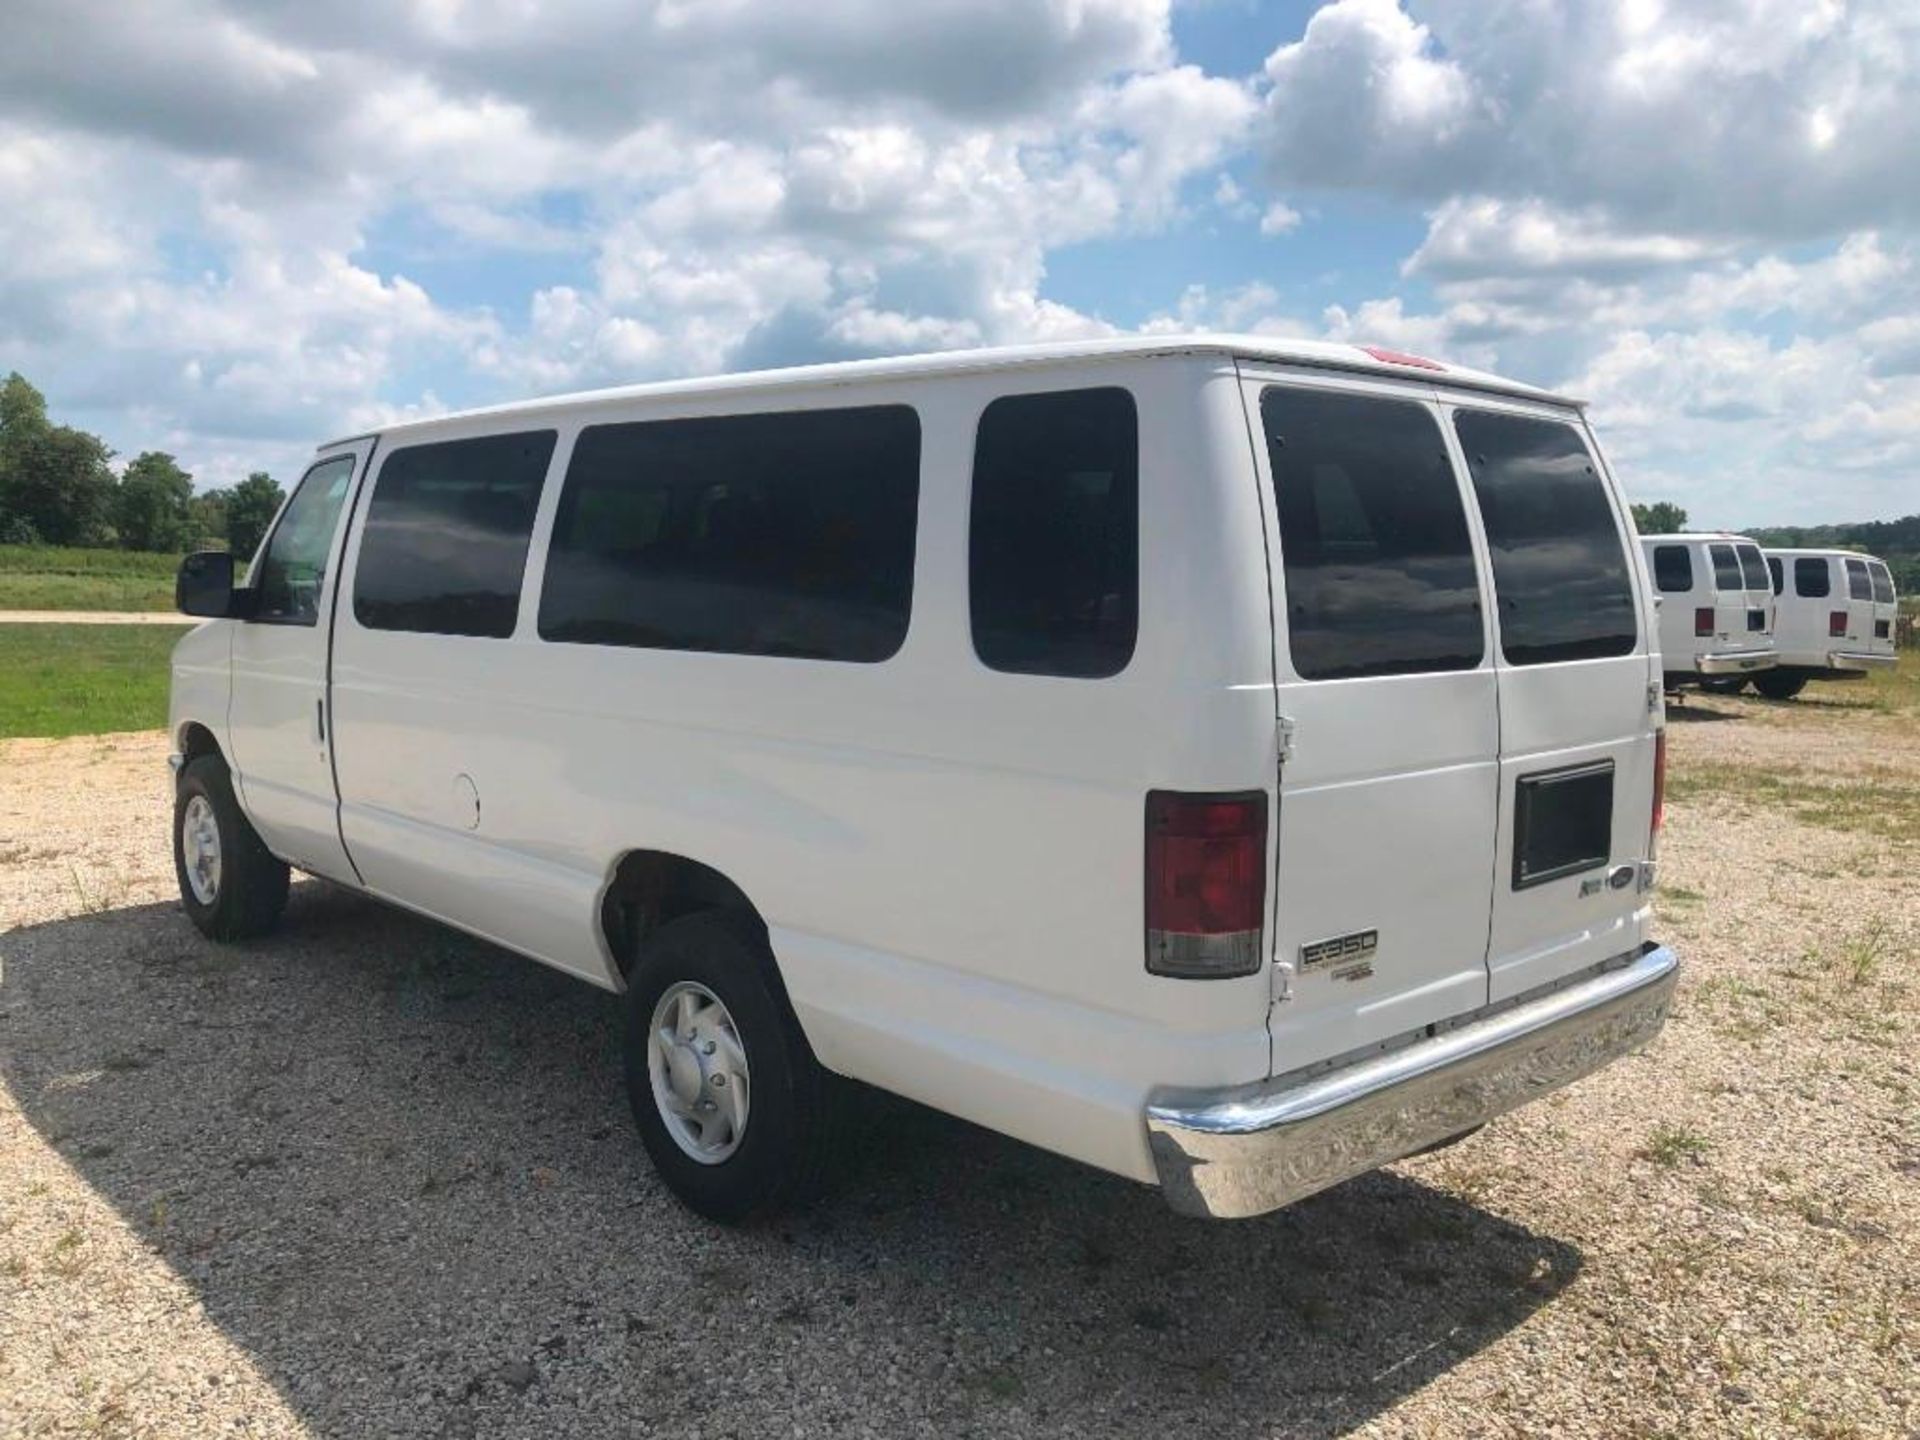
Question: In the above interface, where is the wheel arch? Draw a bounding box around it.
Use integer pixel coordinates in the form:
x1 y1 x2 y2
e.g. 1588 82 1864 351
597 849 773 982
175 719 225 768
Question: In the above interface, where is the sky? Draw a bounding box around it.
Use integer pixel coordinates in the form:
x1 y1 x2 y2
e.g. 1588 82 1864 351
3 0 1918 527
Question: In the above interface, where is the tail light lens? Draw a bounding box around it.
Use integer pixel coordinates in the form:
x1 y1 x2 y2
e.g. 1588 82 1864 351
1829 610 1848 638
1649 729 1667 858
1694 607 1714 637
1145 790 1267 978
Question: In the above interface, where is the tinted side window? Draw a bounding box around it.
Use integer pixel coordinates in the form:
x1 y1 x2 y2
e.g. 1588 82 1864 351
1737 543 1769 591
354 431 555 638
1652 544 1693 593
1794 557 1831 598
970 387 1138 678
1709 544 1742 592
1767 556 1783 595
252 456 356 626
1263 387 1483 680
541 406 919 662
1454 410 1637 665
1868 561 1895 603
1846 557 1872 600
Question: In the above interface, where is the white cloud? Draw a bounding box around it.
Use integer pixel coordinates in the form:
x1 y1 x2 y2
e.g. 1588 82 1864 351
1259 201 1302 236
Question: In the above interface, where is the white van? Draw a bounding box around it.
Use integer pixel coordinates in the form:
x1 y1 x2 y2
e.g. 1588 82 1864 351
1756 547 1899 698
167 335 1678 1222
1639 533 1777 691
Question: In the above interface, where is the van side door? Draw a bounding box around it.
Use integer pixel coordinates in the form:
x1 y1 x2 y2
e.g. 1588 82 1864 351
225 440 372 883
1241 370 1500 1063
1448 403 1655 1003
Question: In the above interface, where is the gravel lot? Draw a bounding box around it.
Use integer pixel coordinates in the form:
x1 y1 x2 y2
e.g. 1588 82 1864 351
2 690 1915 1439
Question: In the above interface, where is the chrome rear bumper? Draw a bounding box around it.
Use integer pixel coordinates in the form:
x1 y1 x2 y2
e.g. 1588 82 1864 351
1696 648 1775 675
1145 945 1679 1219
1827 649 1896 673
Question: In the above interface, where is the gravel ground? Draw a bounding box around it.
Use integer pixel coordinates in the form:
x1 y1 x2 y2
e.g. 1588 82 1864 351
2 693 1915 1439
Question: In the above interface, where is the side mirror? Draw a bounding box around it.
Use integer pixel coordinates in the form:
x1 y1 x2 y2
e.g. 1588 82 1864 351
176 550 237 618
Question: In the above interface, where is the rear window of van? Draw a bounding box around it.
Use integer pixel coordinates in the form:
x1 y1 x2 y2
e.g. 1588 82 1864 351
1868 561 1895 603
1453 411 1637 665
1737 544 1769 591
1846 558 1872 601
1260 387 1483 681
1709 544 1742 593
539 405 919 662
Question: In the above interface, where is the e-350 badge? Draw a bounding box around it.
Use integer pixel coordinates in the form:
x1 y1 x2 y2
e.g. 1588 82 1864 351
1300 928 1378 983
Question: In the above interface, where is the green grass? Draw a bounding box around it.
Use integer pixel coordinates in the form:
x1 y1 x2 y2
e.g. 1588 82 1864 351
0 624 191 738
0 543 184 612
1666 760 1920 846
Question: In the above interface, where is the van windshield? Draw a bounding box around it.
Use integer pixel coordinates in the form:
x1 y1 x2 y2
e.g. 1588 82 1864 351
1736 544 1769 592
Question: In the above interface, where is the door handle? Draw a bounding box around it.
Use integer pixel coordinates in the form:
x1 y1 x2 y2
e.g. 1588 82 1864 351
315 698 326 744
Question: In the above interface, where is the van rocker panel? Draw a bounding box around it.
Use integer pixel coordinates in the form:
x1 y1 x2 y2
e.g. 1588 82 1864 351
1145 944 1678 1218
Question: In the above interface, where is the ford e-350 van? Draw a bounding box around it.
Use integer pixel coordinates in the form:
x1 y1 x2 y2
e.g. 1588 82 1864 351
168 336 1678 1222
1754 547 1899 699
1640 532 1777 690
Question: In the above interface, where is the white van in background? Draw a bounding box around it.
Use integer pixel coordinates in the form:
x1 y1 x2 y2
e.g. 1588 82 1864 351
1640 533 1776 691
167 334 1677 1223
1757 548 1899 699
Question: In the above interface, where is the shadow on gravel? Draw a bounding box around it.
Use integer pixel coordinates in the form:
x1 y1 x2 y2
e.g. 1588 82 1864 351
1663 701 1743 723
3 885 1581 1439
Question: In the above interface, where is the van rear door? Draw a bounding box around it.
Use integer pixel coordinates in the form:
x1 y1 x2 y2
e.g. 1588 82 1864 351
1240 369 1500 1067
1842 557 1880 653
1735 541 1775 641
1448 402 1656 1003
1867 560 1898 654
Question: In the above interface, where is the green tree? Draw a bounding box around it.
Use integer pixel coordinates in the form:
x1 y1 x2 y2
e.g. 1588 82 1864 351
115 451 195 551
226 470 285 559
0 372 119 546
188 487 231 549
1630 501 1689 533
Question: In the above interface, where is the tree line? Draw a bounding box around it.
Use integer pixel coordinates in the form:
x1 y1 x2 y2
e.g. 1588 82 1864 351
0 372 285 559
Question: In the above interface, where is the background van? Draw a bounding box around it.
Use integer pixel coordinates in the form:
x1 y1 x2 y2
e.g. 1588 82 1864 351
1640 533 1776 691
1757 548 1900 698
168 336 1677 1222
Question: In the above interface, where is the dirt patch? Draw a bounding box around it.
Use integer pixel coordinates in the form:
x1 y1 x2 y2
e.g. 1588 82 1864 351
1 701 1916 1438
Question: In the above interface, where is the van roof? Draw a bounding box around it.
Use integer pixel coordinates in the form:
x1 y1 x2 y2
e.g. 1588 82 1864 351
1639 532 1761 544
327 333 1582 449
1764 546 1887 563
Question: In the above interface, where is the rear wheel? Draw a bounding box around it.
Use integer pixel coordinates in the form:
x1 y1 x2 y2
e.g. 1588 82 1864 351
623 910 844 1222
173 753 290 939
1752 672 1807 701
1697 677 1747 695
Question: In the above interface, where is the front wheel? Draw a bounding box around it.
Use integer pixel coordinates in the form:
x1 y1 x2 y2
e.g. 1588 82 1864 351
623 910 844 1222
1752 672 1807 701
173 753 290 939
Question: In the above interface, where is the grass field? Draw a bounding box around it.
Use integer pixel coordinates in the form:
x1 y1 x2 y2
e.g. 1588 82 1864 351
0 545 183 612
0 624 192 738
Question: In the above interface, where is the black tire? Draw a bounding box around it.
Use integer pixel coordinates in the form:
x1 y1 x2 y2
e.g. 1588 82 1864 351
1752 672 1807 701
623 910 844 1222
173 753 290 940
1697 677 1746 695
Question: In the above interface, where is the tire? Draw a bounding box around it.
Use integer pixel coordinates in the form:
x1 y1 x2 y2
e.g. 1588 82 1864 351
623 910 844 1222
173 753 290 940
1697 677 1746 695
1752 672 1807 701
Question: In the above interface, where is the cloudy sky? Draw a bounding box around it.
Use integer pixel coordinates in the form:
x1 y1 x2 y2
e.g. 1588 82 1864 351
3 0 1917 525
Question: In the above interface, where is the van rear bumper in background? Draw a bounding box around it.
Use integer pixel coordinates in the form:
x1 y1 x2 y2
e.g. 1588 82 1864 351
1144 944 1679 1219
1696 648 1775 675
1826 649 1897 673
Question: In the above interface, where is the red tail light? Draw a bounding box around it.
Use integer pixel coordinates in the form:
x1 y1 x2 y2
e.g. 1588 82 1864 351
1829 610 1848 637
1650 729 1667 855
1145 790 1267 979
1694 607 1714 637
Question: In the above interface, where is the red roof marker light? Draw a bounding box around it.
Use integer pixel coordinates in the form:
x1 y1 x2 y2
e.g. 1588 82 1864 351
1358 344 1446 371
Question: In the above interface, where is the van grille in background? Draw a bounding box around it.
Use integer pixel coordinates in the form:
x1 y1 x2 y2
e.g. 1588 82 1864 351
1747 609 1766 632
